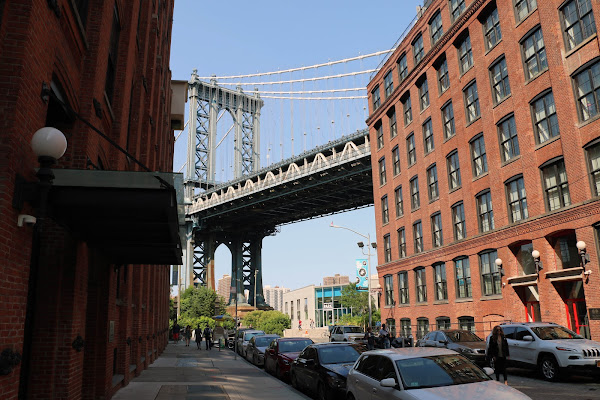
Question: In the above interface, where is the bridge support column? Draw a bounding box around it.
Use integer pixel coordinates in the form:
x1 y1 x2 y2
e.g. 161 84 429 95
191 233 216 289
228 235 269 308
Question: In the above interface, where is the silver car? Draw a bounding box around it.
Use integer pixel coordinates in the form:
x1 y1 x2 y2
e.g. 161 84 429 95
237 329 265 358
347 348 532 400
245 334 280 366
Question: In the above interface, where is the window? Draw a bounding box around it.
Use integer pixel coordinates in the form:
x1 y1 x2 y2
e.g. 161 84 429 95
458 316 475 332
531 91 559 144
387 319 397 338
372 85 381 111
480 249 501 296
376 123 384 149
506 175 528 222
437 57 450 93
383 234 392 262
394 186 404 217
384 274 394 304
407 133 416 166
105 5 121 104
415 267 427 302
427 164 439 201
483 7 502 50
490 57 511 104
515 0 537 23
403 94 413 125
470 134 487 177
450 0 466 22
410 176 420 210
384 70 394 98
398 54 409 82
381 195 390 224
447 150 462 190
398 227 407 258
498 115 520 162
522 27 547 81
434 263 447 301
457 35 473 74
431 213 443 248
442 101 455 139
430 11 444 44
452 202 466 240
401 318 412 337
541 158 571 211
476 190 494 232
398 272 409 304
572 60 600 122
418 78 430 111
437 317 451 330
378 157 387 185
560 0 596 52
420 119 434 154
417 317 429 340
464 81 480 124
586 142 600 196
551 232 579 270
413 34 425 64
455 257 472 298
413 221 423 253
392 146 401 176
513 242 535 275
388 108 398 139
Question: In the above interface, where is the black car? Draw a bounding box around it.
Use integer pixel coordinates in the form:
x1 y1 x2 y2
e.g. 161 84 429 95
417 329 487 365
290 342 367 400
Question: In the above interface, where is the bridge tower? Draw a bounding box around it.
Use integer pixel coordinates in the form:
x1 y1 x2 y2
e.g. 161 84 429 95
184 70 267 307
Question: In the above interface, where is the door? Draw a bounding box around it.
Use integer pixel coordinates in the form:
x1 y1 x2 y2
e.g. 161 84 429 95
511 327 536 365
524 301 541 322
566 299 590 339
372 356 398 399
352 355 379 400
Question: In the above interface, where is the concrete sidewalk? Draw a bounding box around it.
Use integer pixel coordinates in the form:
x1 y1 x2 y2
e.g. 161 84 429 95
112 341 311 400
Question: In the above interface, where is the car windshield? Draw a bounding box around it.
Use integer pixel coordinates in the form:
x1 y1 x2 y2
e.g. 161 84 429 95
318 344 366 364
245 332 264 341
531 326 583 340
446 331 483 342
279 340 313 353
344 327 363 334
255 336 277 347
396 354 489 390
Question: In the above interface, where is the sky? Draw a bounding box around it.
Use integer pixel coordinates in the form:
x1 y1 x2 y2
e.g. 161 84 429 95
170 0 423 290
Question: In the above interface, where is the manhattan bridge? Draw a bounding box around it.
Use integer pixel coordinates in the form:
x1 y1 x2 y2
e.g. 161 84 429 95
177 45 407 308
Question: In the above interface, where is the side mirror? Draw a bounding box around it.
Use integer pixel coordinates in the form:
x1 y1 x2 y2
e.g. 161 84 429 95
522 335 534 342
483 367 494 376
438 340 448 345
380 378 397 388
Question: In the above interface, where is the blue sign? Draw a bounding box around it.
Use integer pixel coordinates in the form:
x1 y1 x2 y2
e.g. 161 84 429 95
355 259 369 290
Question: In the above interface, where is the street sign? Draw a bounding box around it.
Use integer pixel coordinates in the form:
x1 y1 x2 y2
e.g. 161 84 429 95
323 302 333 310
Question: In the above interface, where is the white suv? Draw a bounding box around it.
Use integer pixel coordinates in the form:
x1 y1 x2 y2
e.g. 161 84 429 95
330 325 364 342
486 322 600 381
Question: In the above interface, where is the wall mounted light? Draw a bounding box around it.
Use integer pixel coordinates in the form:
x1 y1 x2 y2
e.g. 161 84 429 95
495 258 505 277
531 249 543 275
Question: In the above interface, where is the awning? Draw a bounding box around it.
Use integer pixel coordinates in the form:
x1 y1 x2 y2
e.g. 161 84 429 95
545 267 584 282
49 169 184 265
507 274 538 287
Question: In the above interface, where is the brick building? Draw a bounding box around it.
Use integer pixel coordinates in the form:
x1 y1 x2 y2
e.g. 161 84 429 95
0 1 182 399
367 0 600 341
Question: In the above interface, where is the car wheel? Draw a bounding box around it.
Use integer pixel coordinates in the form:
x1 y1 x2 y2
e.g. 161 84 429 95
291 372 299 389
539 355 560 381
343 339 347 342
317 382 330 400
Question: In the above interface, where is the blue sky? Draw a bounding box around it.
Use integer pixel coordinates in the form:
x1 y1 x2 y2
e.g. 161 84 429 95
170 0 422 290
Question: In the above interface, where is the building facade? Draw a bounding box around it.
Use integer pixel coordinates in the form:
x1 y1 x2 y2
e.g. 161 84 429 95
323 274 351 285
367 0 600 341
0 1 179 399
217 274 232 301
263 285 290 312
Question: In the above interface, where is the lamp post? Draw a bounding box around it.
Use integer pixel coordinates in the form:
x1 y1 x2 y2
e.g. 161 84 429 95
531 250 543 275
330 222 375 328
16 127 67 399
577 241 589 267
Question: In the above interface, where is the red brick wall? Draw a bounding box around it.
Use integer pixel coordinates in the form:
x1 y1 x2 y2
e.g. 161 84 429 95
0 0 175 399
368 0 600 340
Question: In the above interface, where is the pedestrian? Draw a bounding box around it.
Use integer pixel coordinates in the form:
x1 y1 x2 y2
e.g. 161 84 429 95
185 325 192 347
364 326 375 350
195 325 202 349
172 322 181 344
379 324 391 349
310 319 314 329
203 325 212 350
298 320 302 330
487 325 510 385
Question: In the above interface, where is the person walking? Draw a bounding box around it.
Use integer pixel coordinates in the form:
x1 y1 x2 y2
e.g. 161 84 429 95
203 325 212 350
184 325 192 347
379 324 391 349
298 320 302 330
194 325 202 349
487 325 510 385
364 326 375 350
172 322 181 344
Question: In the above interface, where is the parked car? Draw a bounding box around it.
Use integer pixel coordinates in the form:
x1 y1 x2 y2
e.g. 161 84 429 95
416 329 487 365
347 348 531 400
245 334 280 366
485 322 600 381
330 325 365 342
290 342 367 400
236 329 265 357
264 337 314 380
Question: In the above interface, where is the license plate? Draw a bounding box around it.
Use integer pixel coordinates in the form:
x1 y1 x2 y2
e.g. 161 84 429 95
597 360 600 367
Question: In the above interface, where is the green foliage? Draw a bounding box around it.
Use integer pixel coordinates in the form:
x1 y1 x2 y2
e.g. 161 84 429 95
169 298 177 322
241 310 291 336
179 286 226 320
339 283 380 328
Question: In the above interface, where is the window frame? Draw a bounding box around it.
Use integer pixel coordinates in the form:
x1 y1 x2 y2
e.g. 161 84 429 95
397 227 407 258
505 174 528 223
402 93 413 126
388 107 398 139
397 271 409 304
470 133 488 177
520 26 548 81
413 33 425 65
413 221 423 253
415 267 427 302
431 212 443 248
381 195 390 225
572 59 600 122
447 150 462 190
384 70 394 98
540 157 571 211
585 140 600 197
384 235 392 263
452 201 466 241
455 257 472 299
397 53 409 83
463 80 480 124
476 189 494 233
489 56 511 104
430 11 444 44
450 0 467 23
441 101 456 139
378 157 387 186
423 118 434 154
418 77 430 111
394 185 404 218
559 0 596 52
514 0 537 23
530 90 559 144
482 6 502 52
497 114 520 162
407 133 417 166
479 249 501 296
392 145 401 176
433 262 448 301
410 175 420 210
436 56 450 94
372 85 381 111
457 34 473 75
376 123 384 150
427 163 439 201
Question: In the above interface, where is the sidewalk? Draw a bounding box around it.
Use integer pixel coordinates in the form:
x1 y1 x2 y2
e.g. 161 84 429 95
112 341 311 400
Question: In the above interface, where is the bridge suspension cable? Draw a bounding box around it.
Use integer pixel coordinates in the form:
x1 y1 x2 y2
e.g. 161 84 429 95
215 69 376 86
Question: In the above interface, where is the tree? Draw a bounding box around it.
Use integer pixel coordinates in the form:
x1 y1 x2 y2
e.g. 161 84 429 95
179 286 226 320
340 283 380 328
241 310 291 336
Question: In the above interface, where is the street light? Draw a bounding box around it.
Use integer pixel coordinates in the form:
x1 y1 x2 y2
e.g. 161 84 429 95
330 222 375 327
494 258 505 277
531 249 543 275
